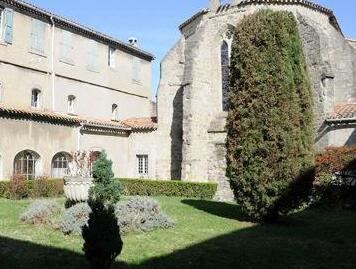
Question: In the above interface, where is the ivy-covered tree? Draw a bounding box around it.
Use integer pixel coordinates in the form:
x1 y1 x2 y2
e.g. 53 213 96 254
226 10 314 221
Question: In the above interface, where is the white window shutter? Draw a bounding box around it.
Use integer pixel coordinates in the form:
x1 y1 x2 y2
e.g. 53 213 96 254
61 30 73 61
31 19 45 53
133 57 141 82
88 40 98 71
3 8 14 44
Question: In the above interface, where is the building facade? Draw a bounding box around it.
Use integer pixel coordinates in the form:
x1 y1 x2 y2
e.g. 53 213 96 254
0 0 157 181
155 0 356 200
1 0 356 201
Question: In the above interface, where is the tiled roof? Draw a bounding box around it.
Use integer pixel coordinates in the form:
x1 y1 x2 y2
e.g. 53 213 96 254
0 104 157 132
328 103 356 121
0 0 154 61
0 104 81 124
121 117 158 131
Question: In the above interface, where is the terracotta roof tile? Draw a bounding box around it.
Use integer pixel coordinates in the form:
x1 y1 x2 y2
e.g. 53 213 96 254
0 104 157 132
328 103 356 120
121 117 158 131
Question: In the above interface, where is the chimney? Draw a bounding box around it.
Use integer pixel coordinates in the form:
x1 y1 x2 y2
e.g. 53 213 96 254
128 37 138 48
210 0 220 12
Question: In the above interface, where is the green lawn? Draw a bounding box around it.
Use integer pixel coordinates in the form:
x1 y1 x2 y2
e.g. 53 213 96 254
0 197 356 269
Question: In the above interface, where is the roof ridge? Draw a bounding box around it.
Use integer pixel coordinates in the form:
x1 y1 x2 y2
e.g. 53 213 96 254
1 0 154 61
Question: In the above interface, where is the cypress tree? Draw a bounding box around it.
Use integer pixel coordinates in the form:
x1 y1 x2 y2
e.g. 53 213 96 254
226 10 314 221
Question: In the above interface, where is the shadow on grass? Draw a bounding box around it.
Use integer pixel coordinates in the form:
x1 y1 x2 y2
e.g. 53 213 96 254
181 199 252 221
135 208 356 269
0 236 129 269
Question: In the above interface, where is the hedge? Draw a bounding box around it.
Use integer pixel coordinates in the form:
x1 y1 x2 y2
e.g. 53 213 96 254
0 178 217 200
0 179 64 200
117 179 217 200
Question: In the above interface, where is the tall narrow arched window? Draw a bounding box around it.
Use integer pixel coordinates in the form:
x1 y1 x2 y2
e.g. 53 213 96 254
221 41 230 111
68 95 76 114
31 89 41 108
52 152 72 178
112 104 118 120
14 150 40 180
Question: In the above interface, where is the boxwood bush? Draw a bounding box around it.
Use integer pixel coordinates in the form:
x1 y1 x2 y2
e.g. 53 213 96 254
117 179 217 199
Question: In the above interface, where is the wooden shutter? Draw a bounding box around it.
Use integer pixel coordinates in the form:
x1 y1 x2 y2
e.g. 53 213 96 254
31 19 45 53
3 8 14 44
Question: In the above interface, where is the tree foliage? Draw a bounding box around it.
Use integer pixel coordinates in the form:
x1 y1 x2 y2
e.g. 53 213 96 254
226 10 314 221
90 151 121 205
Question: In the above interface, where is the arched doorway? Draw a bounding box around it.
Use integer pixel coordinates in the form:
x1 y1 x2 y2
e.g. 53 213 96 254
52 152 72 178
13 150 41 180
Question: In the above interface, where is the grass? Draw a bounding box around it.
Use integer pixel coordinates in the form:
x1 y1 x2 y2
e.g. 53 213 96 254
0 197 356 269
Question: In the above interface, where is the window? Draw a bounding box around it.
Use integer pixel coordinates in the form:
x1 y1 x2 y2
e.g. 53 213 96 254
1 8 14 44
132 57 141 82
221 41 230 111
60 30 74 63
137 155 148 176
68 95 76 114
87 40 98 71
31 18 45 54
108 47 116 68
14 150 40 180
52 152 71 178
31 89 41 108
112 104 118 120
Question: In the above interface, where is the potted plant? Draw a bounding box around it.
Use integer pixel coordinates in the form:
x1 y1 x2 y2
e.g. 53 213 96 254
64 151 95 202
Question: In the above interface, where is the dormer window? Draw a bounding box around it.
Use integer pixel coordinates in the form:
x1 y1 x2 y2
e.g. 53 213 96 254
68 95 76 114
112 104 118 120
31 89 41 108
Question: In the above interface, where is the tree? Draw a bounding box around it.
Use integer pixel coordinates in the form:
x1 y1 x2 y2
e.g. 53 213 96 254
226 10 314 221
82 151 123 269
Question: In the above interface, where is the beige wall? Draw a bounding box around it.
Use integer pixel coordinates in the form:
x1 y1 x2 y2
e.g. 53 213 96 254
0 118 77 180
0 7 152 119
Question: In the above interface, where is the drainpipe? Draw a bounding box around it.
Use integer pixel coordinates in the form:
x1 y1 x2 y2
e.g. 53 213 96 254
50 16 56 111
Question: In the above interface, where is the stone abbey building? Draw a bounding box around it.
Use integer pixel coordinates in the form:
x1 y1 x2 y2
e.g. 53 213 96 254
0 0 356 200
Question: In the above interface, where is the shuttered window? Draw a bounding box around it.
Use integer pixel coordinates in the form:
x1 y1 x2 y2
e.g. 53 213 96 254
108 47 116 68
31 18 45 54
2 8 14 44
87 40 98 72
60 30 74 63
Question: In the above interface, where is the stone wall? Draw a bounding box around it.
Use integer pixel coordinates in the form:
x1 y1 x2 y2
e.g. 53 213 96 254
156 1 356 200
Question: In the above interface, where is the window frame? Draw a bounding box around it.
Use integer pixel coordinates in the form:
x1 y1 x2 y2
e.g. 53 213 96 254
67 95 76 114
137 154 149 176
30 18 46 55
111 104 118 120
108 47 116 68
31 89 41 109
14 150 40 180
132 57 141 83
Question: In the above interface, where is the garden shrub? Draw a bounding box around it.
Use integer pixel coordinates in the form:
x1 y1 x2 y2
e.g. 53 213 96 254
90 151 121 205
0 179 64 199
82 200 123 269
8 175 28 200
314 147 356 208
20 200 61 225
226 10 314 221
118 178 217 199
60 202 91 235
114 196 176 234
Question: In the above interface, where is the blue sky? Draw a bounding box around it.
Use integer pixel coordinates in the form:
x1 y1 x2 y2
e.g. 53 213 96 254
27 0 356 99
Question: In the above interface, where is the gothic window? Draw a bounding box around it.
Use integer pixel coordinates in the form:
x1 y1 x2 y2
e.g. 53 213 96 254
14 150 40 180
52 152 71 178
221 40 230 111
